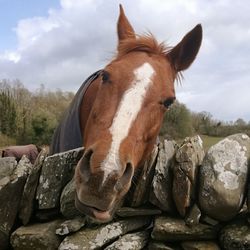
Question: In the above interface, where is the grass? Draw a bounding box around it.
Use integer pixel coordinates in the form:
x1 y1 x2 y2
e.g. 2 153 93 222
0 132 224 153
200 135 224 151
176 134 224 152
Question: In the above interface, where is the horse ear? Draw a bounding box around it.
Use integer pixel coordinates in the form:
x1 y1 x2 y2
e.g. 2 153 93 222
167 24 202 72
117 4 135 42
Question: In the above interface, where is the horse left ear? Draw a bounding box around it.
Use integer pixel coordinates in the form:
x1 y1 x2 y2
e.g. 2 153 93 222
167 24 202 72
117 4 135 42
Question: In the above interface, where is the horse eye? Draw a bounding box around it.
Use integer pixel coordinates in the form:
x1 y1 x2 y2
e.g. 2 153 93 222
162 97 176 108
102 71 110 82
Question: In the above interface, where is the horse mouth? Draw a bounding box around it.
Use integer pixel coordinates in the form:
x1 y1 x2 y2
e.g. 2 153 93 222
75 195 112 222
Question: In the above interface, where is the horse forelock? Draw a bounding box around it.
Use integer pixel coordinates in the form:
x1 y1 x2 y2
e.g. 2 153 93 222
116 34 183 84
117 34 170 59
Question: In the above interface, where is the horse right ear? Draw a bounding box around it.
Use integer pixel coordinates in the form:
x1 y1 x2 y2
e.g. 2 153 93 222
117 4 135 43
167 24 202 72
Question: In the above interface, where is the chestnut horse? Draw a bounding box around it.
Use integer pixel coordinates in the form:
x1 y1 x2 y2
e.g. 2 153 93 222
50 5 202 222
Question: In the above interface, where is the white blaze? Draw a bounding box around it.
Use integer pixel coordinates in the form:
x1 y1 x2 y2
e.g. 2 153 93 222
101 62 155 182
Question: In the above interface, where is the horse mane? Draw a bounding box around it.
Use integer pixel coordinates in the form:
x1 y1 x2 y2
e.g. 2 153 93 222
117 34 183 83
117 33 170 58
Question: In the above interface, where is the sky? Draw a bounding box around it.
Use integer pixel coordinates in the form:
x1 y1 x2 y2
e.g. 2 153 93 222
0 0 249 122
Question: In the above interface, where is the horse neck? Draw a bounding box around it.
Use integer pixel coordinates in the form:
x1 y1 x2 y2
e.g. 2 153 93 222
79 77 100 139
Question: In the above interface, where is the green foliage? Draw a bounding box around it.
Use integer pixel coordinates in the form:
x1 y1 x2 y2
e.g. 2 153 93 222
160 101 250 140
191 111 213 135
0 80 73 146
0 133 16 147
191 112 250 138
0 90 17 136
31 110 57 145
160 101 194 139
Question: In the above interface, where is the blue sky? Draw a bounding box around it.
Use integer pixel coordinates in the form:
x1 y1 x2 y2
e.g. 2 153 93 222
0 0 250 122
0 0 60 52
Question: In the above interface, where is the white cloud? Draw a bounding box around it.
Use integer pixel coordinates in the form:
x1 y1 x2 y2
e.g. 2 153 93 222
0 51 21 63
0 0 250 121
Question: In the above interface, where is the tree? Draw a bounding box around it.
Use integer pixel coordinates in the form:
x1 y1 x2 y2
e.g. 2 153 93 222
160 101 194 139
191 111 215 135
31 110 57 145
0 78 74 146
235 118 246 127
0 90 17 136
11 81 33 144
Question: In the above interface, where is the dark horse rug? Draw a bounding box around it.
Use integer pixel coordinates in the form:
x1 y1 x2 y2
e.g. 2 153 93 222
50 70 102 155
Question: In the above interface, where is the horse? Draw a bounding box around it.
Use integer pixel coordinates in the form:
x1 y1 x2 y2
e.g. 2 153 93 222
50 5 202 222
2 144 41 164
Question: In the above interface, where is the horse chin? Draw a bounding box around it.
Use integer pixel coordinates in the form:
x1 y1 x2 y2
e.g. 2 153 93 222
75 195 114 223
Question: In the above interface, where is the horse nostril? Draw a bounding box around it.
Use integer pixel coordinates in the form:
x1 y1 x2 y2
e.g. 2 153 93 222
79 149 93 181
115 162 134 192
123 162 134 181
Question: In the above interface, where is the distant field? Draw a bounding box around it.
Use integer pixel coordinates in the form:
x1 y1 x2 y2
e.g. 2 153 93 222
199 135 224 151
176 134 224 152
0 133 224 152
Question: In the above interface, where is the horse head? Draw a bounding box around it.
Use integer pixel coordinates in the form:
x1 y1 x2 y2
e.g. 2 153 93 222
75 5 202 222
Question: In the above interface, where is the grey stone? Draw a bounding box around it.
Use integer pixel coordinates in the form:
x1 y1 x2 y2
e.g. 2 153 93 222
60 178 81 218
0 157 17 179
220 219 250 250
55 216 86 236
116 206 161 217
149 140 176 213
10 220 62 250
104 231 149 250
201 216 220 226
199 133 250 221
148 241 181 250
240 201 248 213
35 209 59 222
19 148 48 225
36 147 83 209
59 217 151 250
151 216 217 242
247 180 250 213
173 135 204 217
0 230 9 250
0 156 32 249
185 204 201 226
181 241 220 250
128 145 158 207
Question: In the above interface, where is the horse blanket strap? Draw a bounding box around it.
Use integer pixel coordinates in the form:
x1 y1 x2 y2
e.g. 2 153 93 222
50 70 102 154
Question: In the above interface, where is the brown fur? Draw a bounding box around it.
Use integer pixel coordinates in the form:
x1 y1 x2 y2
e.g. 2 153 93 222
117 34 170 59
74 5 202 222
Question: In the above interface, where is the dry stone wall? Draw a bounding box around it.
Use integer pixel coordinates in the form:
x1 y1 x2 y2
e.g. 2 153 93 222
0 133 250 249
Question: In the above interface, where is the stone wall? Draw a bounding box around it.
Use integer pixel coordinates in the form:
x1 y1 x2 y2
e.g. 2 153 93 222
0 133 250 249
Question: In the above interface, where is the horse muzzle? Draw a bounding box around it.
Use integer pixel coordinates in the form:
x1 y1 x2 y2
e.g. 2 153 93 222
74 148 134 222
75 194 113 222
